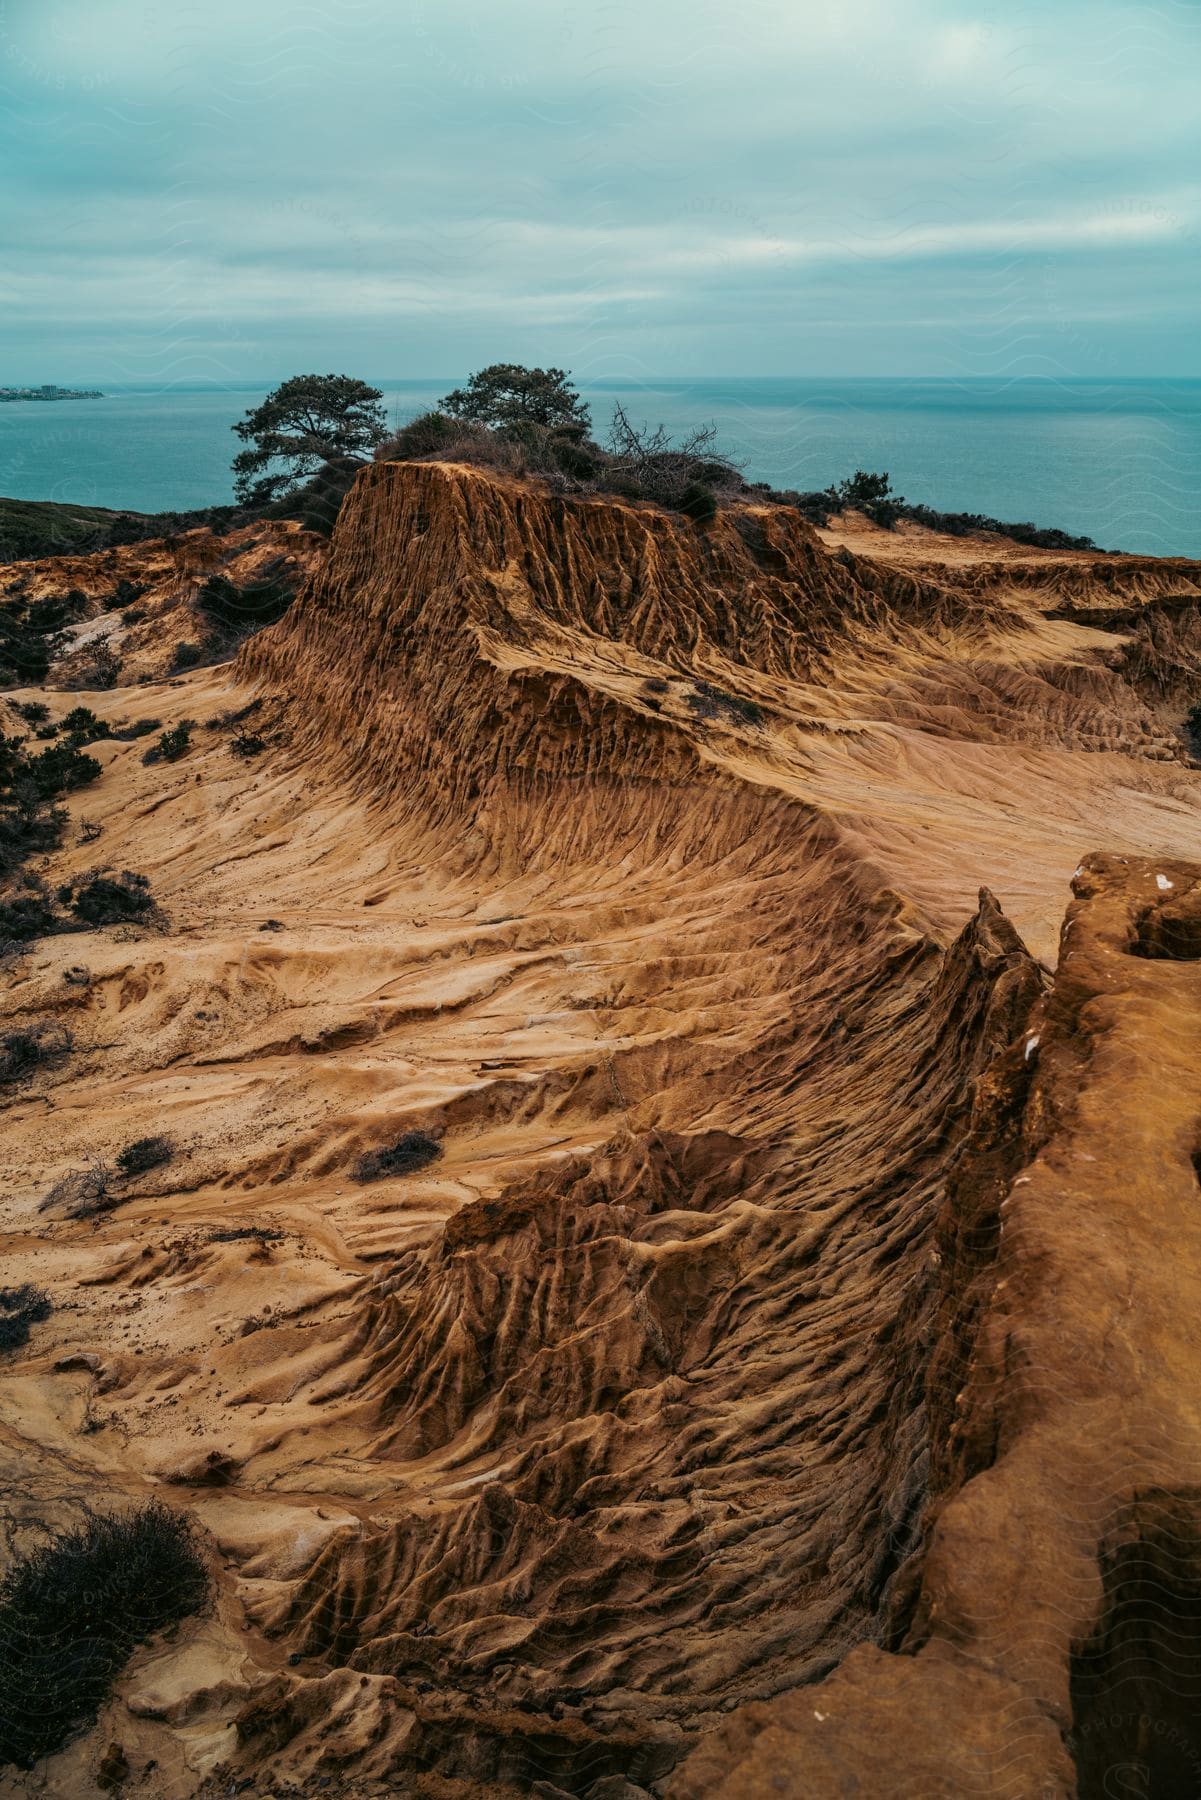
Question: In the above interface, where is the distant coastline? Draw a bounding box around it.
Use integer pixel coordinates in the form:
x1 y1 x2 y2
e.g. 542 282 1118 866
0 384 103 403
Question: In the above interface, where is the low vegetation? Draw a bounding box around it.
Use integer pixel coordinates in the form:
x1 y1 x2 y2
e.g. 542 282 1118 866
40 1155 115 1219
0 498 136 562
374 370 744 520
0 494 244 563
832 469 903 526
0 581 90 685
21 705 160 748
0 876 61 944
197 555 297 639
687 682 765 727
0 862 159 948
1186 702 1201 757
113 715 160 741
170 639 206 672
772 468 1099 548
209 1224 284 1244
146 720 193 763
602 403 743 512
0 1502 209 1768
56 705 108 742
116 1134 173 1176
0 704 105 887
70 638 122 690
353 1131 442 1182
0 1284 52 1353
0 690 170 952
59 868 156 926
42 1137 173 1217
0 1021 71 1086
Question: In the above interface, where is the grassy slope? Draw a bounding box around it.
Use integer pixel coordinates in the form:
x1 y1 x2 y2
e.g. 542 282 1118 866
0 495 155 562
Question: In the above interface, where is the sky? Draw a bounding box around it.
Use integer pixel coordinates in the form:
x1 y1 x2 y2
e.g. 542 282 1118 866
2 0 1200 384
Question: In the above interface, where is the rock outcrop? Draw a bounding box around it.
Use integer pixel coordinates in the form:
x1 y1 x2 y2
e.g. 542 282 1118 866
1 463 1201 1795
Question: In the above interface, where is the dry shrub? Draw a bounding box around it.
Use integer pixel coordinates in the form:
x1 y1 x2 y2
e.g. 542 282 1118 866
0 1284 52 1353
0 1502 208 1768
352 1131 442 1182
116 1134 173 1177
0 1021 71 1085
41 1154 115 1219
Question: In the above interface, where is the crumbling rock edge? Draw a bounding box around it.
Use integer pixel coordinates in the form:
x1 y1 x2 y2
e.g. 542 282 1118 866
672 853 1201 1797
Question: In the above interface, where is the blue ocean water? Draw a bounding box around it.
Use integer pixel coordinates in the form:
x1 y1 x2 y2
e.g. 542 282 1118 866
1 378 1199 558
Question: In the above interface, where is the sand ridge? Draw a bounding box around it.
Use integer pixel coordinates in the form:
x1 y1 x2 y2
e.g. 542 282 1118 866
1 463 1200 1794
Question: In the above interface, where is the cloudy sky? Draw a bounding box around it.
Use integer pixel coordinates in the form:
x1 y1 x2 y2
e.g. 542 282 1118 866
2 0 1199 383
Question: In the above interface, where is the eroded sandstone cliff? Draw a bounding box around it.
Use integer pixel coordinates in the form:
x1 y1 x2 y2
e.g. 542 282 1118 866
1 464 1200 1796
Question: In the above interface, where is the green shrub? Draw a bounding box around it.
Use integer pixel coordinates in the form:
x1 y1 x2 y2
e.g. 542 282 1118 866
170 640 205 672
0 807 67 880
0 1502 209 1768
890 501 1097 550
28 591 88 631
0 707 110 886
0 876 60 944
679 481 717 524
834 469 902 527
59 706 108 741
151 721 193 763
375 409 464 462
0 588 87 686
111 716 161 741
26 741 102 798
59 869 154 928
201 562 297 636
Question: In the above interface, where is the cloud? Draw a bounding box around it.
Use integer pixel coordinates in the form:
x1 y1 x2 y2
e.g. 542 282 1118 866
2 0 1199 378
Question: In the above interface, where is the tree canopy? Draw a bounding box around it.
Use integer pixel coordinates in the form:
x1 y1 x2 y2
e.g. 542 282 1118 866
231 374 387 506
438 364 591 437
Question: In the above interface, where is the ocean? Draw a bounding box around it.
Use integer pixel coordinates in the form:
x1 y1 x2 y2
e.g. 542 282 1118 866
2 378 1199 559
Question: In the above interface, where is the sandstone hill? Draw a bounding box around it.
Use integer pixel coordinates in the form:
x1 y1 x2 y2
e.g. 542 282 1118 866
2 463 1201 1797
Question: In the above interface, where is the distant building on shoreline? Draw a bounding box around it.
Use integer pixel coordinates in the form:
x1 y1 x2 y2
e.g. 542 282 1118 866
0 384 104 402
